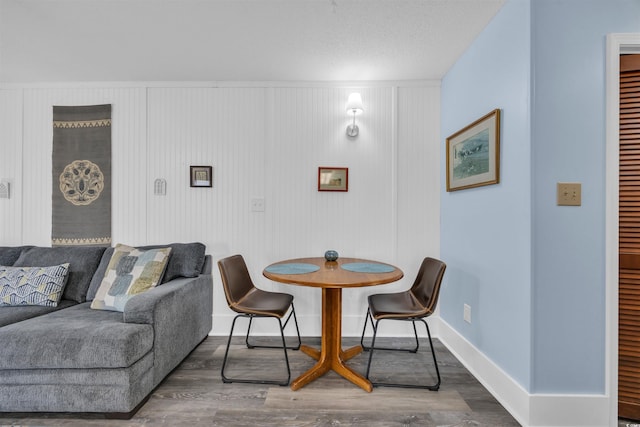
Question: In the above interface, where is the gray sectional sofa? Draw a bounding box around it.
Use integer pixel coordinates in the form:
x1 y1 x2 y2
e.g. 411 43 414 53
0 243 213 417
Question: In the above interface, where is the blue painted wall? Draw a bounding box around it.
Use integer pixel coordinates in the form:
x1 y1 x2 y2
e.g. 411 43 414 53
442 0 640 394
441 0 532 390
531 0 640 393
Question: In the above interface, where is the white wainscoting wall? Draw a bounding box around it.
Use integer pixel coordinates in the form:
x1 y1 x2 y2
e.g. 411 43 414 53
0 82 440 337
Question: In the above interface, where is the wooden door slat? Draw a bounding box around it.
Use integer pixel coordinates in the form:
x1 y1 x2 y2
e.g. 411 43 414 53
620 57 640 421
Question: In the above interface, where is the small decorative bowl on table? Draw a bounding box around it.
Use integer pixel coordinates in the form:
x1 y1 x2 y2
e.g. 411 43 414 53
324 250 339 261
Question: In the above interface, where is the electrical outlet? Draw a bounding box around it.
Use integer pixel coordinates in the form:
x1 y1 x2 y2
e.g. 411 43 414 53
250 198 265 212
463 304 471 324
557 182 581 206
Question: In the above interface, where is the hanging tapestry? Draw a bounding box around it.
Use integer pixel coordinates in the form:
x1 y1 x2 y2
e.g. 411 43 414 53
52 104 111 247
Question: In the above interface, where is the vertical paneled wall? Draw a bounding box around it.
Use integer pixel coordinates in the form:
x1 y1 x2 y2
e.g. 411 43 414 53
266 87 398 334
397 86 441 280
0 83 440 336
0 90 23 244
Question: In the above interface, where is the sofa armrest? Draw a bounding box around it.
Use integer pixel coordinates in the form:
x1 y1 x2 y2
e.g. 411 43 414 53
123 272 213 388
123 275 211 325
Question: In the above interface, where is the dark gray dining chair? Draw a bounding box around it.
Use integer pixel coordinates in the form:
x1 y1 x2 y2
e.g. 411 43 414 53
360 256 446 390
218 254 301 386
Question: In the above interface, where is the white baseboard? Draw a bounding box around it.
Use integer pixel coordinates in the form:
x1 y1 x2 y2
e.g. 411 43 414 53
528 394 611 427
435 318 611 427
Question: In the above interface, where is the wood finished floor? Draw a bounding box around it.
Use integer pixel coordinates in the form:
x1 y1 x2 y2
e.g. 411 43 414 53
0 336 521 426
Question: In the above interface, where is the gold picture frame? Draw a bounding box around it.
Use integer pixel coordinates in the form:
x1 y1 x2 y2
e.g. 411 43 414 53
446 109 500 192
318 167 348 192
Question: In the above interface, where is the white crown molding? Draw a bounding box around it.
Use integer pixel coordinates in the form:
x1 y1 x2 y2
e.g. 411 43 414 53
0 80 441 90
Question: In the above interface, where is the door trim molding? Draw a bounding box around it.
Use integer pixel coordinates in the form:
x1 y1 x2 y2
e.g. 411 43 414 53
606 32 640 426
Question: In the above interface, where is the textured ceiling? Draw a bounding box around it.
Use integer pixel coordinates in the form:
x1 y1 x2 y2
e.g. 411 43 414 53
0 0 506 83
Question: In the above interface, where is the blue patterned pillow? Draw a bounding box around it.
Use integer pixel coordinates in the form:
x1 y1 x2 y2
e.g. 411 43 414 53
90 244 171 312
0 264 70 307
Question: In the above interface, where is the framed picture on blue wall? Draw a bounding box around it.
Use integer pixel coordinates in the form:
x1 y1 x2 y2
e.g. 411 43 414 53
446 109 500 192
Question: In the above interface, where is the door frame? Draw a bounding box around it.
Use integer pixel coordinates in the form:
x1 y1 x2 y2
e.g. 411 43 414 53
606 33 640 425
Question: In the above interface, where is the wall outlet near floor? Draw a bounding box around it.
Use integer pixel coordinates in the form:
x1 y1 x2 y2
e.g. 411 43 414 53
464 304 471 324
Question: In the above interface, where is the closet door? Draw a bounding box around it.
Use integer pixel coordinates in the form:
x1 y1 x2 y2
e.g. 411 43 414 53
619 53 640 421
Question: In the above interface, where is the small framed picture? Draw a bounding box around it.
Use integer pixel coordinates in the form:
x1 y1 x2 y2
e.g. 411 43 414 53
318 167 348 192
446 109 500 192
190 166 212 188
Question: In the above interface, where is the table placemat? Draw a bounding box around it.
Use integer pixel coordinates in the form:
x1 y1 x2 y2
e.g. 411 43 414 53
265 263 320 275
341 262 395 273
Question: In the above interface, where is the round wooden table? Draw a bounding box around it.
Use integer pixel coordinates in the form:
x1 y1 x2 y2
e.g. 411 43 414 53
263 257 403 392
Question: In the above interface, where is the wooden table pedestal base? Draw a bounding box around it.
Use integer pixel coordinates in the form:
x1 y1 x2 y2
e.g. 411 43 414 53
290 288 373 392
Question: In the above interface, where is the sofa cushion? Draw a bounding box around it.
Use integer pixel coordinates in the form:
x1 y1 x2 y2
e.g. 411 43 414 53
0 246 22 265
0 303 153 369
0 246 33 266
13 246 106 303
0 299 77 327
0 263 70 306
91 244 171 312
86 242 206 301
140 242 206 283
86 246 115 301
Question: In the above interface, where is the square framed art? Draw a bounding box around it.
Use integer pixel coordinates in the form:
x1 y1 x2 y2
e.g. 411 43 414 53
190 166 212 188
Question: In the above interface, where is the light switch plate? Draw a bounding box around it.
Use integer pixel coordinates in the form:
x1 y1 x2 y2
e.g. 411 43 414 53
557 182 581 206
0 180 10 199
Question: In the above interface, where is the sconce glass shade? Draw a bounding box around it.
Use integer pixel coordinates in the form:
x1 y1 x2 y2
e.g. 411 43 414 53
345 92 364 115
346 92 363 137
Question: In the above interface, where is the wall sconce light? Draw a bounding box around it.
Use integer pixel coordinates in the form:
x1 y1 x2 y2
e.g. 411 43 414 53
345 92 364 137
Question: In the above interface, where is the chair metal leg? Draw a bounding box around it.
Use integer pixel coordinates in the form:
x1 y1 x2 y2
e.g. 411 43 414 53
221 313 292 386
364 318 379 380
364 317 441 391
245 315 255 347
361 309 419 353
360 307 373 349
245 304 301 350
422 318 441 390
221 314 240 383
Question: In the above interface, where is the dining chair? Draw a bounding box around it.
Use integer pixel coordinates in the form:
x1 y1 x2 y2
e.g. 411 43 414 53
360 256 446 390
217 254 301 386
